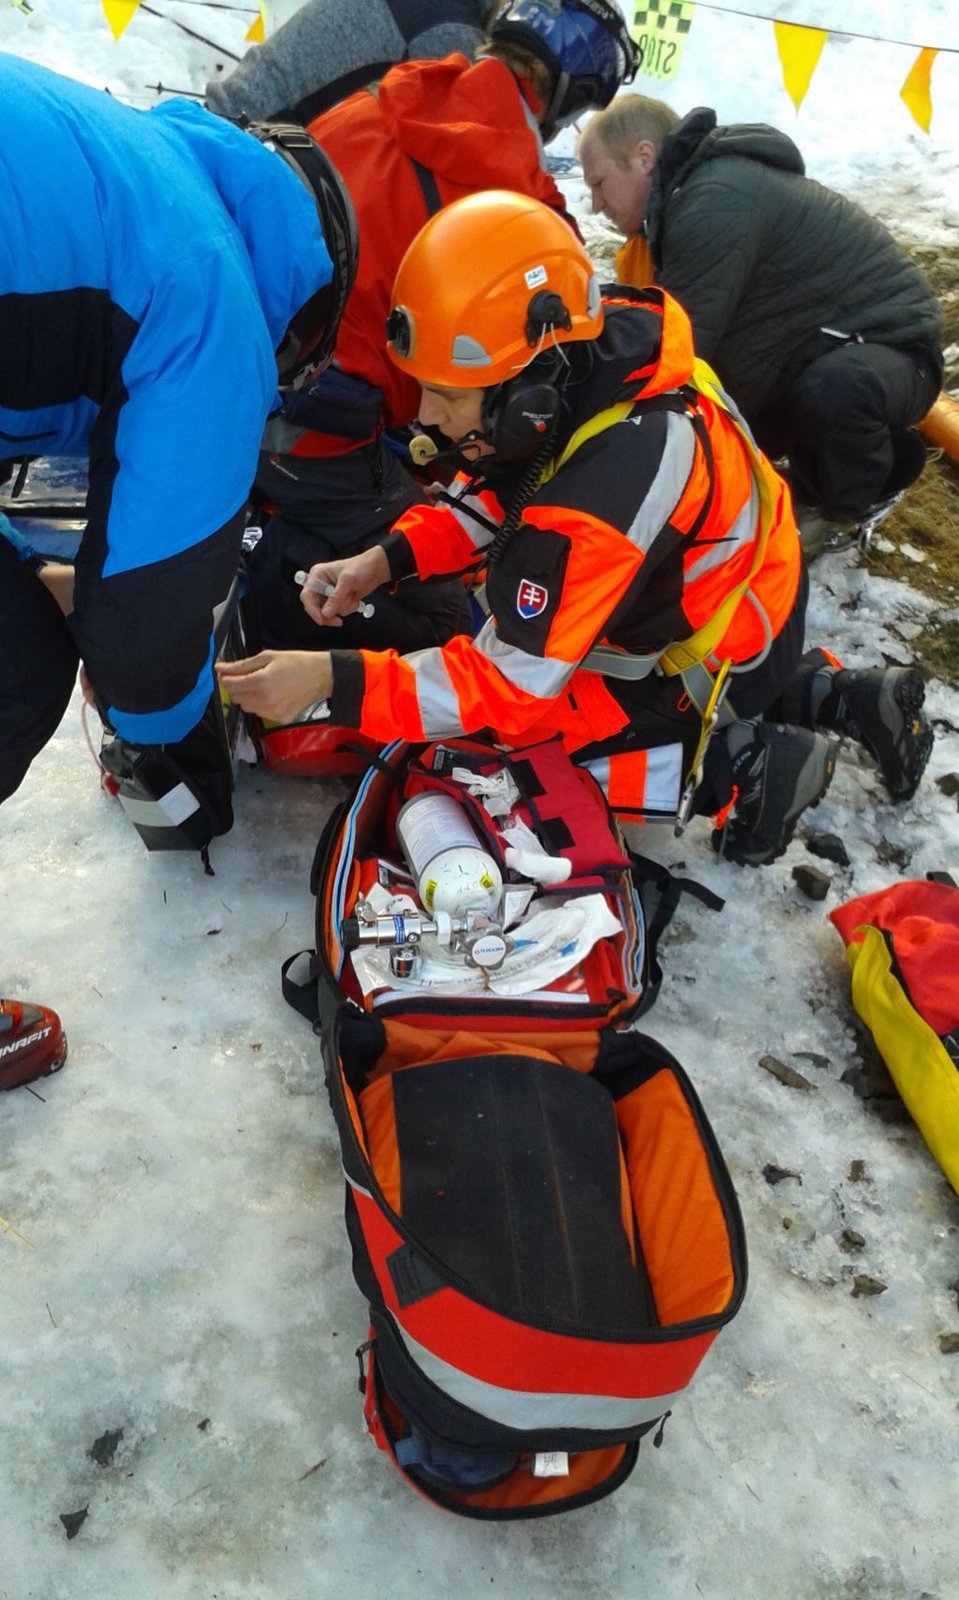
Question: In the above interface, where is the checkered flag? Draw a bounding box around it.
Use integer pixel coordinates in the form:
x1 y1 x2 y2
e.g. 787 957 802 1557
631 0 695 79
633 0 693 34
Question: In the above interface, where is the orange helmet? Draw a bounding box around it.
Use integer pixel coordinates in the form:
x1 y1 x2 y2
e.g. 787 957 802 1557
386 191 603 390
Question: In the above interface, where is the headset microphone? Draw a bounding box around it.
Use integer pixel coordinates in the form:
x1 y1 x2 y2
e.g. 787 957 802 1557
408 428 492 469
409 433 439 467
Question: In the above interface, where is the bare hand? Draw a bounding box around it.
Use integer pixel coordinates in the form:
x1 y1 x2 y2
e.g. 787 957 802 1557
38 562 75 617
79 665 96 706
300 545 390 627
216 650 333 724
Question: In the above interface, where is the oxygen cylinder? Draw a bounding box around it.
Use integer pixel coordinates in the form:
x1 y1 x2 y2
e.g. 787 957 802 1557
395 792 502 918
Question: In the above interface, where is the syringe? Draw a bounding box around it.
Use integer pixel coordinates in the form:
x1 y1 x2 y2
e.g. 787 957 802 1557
294 569 375 620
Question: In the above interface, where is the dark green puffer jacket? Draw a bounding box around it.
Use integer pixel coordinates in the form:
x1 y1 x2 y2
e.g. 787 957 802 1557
644 108 943 417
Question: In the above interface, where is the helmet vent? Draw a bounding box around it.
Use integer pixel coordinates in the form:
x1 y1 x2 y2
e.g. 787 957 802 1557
451 335 493 368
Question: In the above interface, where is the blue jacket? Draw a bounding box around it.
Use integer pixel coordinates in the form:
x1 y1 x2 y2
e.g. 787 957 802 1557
0 54 333 743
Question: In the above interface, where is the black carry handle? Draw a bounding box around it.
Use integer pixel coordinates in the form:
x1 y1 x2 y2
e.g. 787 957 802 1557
280 948 343 1032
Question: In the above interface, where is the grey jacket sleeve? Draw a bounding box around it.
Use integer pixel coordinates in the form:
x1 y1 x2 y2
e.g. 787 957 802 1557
206 0 486 123
205 0 407 121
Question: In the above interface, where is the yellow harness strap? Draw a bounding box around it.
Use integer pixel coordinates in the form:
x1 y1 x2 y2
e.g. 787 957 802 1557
542 361 781 680
539 363 784 818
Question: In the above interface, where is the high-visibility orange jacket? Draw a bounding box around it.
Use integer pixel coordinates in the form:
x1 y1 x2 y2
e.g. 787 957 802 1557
280 54 571 459
327 288 802 809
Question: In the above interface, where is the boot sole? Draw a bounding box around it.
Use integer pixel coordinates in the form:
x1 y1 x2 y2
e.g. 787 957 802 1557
862 667 933 802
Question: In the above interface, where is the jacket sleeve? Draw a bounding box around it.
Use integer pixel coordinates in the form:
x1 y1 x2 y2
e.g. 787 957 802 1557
655 171 764 360
73 523 246 749
328 414 681 743
330 506 645 743
385 478 504 583
206 0 406 120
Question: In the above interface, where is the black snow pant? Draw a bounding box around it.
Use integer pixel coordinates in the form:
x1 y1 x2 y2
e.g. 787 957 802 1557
0 538 80 804
753 341 941 522
1 525 240 833
247 439 470 653
574 565 810 808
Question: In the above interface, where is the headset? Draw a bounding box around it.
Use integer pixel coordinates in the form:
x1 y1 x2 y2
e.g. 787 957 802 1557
403 289 578 468
481 290 572 461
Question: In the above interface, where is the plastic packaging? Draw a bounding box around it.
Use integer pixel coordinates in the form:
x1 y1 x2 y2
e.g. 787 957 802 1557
395 792 502 917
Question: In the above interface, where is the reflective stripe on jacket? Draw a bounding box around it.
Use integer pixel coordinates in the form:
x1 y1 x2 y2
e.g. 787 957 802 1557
327 289 801 789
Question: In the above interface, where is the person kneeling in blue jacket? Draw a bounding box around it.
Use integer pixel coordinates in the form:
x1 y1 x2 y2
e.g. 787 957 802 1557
0 55 357 827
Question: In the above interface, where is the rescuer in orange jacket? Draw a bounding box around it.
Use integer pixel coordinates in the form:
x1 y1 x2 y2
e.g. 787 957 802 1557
219 192 934 864
244 0 639 657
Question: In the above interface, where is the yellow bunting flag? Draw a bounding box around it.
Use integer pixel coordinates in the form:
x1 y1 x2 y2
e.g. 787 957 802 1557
631 0 695 83
102 0 142 39
900 47 938 134
773 21 828 111
245 2 268 43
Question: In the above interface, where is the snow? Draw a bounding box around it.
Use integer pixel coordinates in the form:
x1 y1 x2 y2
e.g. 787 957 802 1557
1 4 958 1597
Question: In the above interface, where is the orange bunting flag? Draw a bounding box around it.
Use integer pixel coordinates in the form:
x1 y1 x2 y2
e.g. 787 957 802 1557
900 47 938 134
773 20 828 112
245 2 267 43
102 0 141 39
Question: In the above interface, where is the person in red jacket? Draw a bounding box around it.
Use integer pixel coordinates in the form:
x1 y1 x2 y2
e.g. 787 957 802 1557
244 0 639 657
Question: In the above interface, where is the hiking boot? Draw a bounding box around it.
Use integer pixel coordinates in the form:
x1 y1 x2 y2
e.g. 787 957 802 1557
712 723 839 868
793 505 852 561
819 666 934 801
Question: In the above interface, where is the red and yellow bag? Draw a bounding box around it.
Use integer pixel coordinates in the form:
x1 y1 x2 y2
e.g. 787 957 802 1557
830 876 959 1195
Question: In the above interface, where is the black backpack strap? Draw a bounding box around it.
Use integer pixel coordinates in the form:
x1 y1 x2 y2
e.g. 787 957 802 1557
629 850 724 936
281 949 347 1032
281 949 323 1026
408 156 441 215
627 851 724 1018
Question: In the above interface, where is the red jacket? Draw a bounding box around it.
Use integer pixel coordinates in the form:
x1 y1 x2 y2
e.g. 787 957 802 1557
290 54 572 456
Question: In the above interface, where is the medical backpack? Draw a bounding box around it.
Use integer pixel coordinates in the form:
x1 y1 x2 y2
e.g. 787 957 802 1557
286 735 747 1518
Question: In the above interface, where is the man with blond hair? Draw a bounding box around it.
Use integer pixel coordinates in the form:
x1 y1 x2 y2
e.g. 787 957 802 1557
580 94 942 545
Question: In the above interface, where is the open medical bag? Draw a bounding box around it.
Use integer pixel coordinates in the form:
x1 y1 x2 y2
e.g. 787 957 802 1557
289 736 747 1517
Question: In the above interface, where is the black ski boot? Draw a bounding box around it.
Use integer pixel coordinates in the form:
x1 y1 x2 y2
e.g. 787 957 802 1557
711 722 839 868
821 666 933 801
783 652 934 802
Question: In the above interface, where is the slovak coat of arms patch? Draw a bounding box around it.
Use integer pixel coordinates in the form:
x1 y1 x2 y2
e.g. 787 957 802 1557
516 579 549 619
